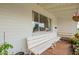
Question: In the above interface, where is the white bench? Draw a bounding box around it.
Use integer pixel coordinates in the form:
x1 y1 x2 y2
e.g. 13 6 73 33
27 32 60 55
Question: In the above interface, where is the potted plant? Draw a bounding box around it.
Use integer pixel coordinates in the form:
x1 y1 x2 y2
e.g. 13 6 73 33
70 34 79 55
0 42 13 55
74 32 79 39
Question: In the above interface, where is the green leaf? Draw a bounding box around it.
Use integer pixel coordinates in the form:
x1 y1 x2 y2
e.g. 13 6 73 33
0 42 13 55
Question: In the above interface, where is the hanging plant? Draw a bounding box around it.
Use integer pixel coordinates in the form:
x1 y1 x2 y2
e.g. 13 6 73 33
72 9 79 22
72 16 79 22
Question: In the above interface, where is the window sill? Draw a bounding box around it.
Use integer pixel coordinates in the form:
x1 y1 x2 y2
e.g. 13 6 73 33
32 31 53 36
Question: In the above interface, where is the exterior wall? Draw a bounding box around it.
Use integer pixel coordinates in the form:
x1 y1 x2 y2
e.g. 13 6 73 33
0 4 57 54
56 10 77 35
0 4 33 54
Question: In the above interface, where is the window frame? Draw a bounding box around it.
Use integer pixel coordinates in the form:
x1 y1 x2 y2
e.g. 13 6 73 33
32 11 52 32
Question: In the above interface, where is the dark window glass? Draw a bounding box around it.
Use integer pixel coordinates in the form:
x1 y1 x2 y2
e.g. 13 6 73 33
40 15 48 31
32 11 39 32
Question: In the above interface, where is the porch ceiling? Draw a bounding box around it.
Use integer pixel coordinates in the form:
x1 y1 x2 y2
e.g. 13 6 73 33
38 3 79 19
38 3 79 13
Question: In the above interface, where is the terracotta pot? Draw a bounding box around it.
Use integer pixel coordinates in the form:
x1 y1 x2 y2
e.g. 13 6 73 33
72 16 79 22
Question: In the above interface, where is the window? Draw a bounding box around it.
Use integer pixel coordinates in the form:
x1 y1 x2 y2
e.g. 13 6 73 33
40 14 48 31
32 11 51 32
77 22 79 30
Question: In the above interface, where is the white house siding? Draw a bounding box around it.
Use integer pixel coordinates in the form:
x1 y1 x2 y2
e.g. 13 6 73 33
56 9 77 37
0 4 58 54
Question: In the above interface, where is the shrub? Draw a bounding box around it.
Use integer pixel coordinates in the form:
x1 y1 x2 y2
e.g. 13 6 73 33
70 38 79 45
0 42 13 55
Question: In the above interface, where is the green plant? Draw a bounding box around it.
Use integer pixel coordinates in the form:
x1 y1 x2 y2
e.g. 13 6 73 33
0 42 13 55
70 38 79 45
74 47 79 55
70 32 79 55
75 32 79 35
75 32 79 39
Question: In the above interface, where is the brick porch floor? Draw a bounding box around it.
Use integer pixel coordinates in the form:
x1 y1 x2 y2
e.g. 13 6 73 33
41 40 72 55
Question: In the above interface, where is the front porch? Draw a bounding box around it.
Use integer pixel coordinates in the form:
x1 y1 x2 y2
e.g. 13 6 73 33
0 3 79 55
